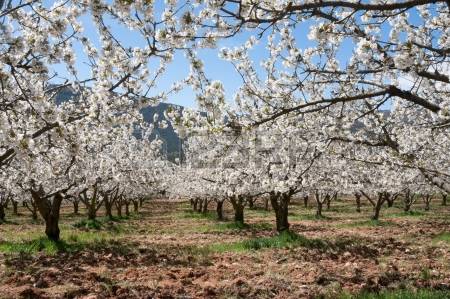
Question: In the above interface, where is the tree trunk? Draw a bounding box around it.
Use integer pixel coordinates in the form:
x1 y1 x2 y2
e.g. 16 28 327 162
104 196 113 220
230 196 245 223
326 196 331 210
315 192 325 218
73 201 79 214
125 203 130 216
216 201 224 220
139 197 144 207
403 190 416 212
442 194 448 206
355 193 361 213
87 205 96 220
372 193 385 221
423 194 431 211
264 197 269 211
32 192 63 242
303 195 309 208
270 192 290 232
202 199 208 213
248 198 255 209
234 205 244 223
0 204 5 223
133 201 139 213
316 201 323 218
193 198 198 212
12 200 18 216
116 204 122 217
197 198 203 212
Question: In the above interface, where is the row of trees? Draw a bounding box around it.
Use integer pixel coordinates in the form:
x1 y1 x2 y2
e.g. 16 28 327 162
1 1 449 239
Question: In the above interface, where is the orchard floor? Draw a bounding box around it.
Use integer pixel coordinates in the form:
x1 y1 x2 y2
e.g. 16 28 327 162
0 199 449 299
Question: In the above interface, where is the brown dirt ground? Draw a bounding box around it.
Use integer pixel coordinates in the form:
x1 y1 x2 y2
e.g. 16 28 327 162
0 198 449 299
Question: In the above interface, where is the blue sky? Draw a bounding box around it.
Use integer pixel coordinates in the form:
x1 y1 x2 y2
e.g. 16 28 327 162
49 1 426 109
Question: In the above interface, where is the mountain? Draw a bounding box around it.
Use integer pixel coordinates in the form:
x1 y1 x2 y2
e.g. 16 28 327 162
54 86 183 162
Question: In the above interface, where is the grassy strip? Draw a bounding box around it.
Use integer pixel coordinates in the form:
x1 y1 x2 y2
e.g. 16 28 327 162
206 231 328 253
338 288 450 299
432 232 450 244
337 220 395 228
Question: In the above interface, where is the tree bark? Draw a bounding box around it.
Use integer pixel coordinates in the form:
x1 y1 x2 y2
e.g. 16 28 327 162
264 197 269 211
372 193 386 220
216 200 224 220
116 204 122 217
303 195 309 208
11 200 18 216
125 202 130 216
133 201 139 213
0 204 5 223
72 200 79 215
355 193 361 213
403 190 416 212
442 193 448 206
197 198 203 212
315 191 326 218
423 194 431 211
192 198 199 212
234 205 244 223
248 198 255 209
230 196 245 223
32 191 63 242
104 197 113 220
202 198 208 213
270 192 290 232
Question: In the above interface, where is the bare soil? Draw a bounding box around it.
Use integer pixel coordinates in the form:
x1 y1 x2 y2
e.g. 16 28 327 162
0 198 449 298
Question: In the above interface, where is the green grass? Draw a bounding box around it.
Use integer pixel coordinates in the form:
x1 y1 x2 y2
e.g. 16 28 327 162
337 219 395 228
202 221 273 232
432 232 450 244
207 231 327 253
180 210 218 221
337 288 450 299
387 210 426 218
72 216 134 232
0 230 127 255
0 237 76 255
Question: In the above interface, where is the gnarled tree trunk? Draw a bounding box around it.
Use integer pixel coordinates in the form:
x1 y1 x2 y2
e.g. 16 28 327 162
230 195 245 223
12 200 18 216
270 191 292 232
403 189 416 212
216 200 224 220
355 193 361 213
32 191 63 242
422 194 432 211
72 200 79 215
133 200 139 213
202 198 209 213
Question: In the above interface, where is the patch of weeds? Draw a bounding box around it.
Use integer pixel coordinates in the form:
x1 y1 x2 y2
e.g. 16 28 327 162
72 216 130 232
432 232 450 244
338 220 395 228
248 208 271 216
208 231 327 253
420 268 432 281
290 213 329 221
180 210 217 221
73 219 103 230
0 237 73 255
337 288 450 299
204 221 273 232
388 210 425 218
